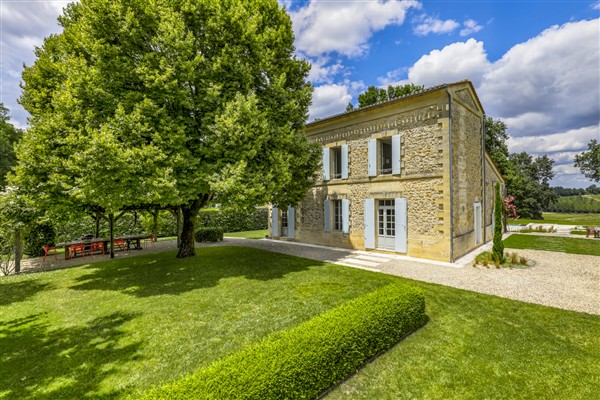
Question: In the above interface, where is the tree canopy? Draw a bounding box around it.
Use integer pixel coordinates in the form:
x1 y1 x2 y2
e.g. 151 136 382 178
484 116 557 219
14 0 320 258
574 139 600 182
0 104 22 191
356 84 424 108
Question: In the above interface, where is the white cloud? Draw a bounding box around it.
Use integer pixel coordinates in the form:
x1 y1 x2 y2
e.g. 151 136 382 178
460 19 483 37
0 1 72 127
406 38 491 87
381 19 599 187
480 19 600 136
309 84 352 120
507 125 599 155
305 56 346 84
290 0 421 57
592 1 600 10
413 15 459 36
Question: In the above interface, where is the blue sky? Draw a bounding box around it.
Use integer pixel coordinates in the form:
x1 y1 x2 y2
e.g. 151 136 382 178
1 0 599 188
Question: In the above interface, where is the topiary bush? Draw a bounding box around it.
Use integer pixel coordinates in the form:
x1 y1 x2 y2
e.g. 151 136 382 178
492 183 505 263
23 221 56 257
138 283 426 400
195 228 224 243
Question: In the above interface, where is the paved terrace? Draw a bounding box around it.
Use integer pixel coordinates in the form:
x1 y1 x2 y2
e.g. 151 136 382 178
18 235 600 316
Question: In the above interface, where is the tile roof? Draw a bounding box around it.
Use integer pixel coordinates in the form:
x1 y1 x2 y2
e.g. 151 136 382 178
306 79 482 127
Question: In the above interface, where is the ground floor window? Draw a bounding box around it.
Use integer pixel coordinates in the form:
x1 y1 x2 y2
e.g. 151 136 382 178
281 209 289 237
333 200 343 231
378 199 395 249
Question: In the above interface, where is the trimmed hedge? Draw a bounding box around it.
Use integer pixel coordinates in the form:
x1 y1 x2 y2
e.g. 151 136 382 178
138 283 426 400
23 222 56 257
197 207 268 233
195 228 224 243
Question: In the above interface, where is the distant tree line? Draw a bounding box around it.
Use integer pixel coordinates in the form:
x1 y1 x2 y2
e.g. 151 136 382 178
553 185 600 196
544 195 600 214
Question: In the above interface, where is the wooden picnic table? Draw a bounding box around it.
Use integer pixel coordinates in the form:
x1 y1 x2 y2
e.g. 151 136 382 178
55 238 110 260
55 234 149 260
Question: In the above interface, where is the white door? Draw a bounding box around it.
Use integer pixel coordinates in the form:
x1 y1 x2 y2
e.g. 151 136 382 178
378 199 395 250
474 202 482 244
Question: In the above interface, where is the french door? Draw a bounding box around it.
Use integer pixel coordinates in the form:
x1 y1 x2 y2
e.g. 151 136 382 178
378 199 395 250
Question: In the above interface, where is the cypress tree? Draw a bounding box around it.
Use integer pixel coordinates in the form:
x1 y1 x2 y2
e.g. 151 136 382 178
492 183 504 263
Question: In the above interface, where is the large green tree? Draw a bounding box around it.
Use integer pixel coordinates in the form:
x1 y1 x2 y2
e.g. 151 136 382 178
574 139 600 182
0 104 22 191
15 0 320 258
483 116 510 175
357 84 423 108
505 152 557 219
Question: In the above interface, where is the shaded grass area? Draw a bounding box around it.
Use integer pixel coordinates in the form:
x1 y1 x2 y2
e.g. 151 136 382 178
1 247 598 400
328 278 599 400
509 212 600 226
223 229 268 239
504 234 600 256
0 247 394 399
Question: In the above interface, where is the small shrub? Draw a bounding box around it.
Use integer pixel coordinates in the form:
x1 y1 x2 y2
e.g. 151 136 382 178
23 222 56 257
482 259 489 267
509 252 519 264
494 259 501 268
138 284 426 400
519 256 528 265
195 228 224 242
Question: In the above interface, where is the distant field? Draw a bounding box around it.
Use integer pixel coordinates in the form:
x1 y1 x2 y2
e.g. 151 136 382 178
509 212 600 226
544 194 600 214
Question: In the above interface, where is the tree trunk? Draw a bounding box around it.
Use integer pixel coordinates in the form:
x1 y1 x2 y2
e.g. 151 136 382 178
176 207 182 248
177 196 208 258
153 208 159 241
109 213 115 259
14 229 22 274
95 214 101 237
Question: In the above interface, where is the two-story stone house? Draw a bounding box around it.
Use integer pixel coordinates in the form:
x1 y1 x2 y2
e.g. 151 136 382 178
269 80 504 262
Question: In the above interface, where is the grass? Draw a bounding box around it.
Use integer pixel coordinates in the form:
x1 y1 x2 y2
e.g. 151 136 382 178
1 247 598 399
223 229 268 239
509 212 600 226
504 234 600 256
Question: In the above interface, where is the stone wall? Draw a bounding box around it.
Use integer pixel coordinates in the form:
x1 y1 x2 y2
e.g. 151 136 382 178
451 90 485 260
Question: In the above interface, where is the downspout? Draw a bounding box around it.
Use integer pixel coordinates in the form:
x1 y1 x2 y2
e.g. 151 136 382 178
446 87 454 262
482 115 486 243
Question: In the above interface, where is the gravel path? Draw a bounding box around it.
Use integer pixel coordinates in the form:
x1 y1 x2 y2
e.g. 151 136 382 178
18 237 599 315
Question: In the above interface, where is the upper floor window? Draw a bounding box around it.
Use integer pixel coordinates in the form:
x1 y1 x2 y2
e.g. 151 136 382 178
368 134 401 177
331 147 342 179
379 137 392 175
323 144 348 181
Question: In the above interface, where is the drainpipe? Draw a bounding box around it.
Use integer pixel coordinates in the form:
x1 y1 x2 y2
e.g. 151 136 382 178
482 115 486 243
446 87 454 262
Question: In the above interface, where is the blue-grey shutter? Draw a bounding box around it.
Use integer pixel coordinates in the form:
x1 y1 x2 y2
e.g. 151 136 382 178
364 198 375 248
288 206 295 239
322 147 330 181
272 207 279 237
368 139 377 177
342 199 350 234
341 144 349 179
324 199 330 232
392 134 401 175
395 198 407 252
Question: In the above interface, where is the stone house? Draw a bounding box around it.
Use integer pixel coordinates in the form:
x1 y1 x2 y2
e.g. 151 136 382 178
269 80 504 262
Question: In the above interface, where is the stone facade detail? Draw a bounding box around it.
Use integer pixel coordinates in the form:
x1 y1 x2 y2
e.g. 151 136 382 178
269 81 504 263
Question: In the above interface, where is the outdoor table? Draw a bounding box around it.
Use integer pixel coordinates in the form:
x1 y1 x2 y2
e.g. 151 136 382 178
55 238 110 260
118 234 148 250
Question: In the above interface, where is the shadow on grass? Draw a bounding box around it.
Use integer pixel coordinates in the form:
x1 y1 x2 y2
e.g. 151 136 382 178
69 246 323 298
0 311 141 400
0 280 53 307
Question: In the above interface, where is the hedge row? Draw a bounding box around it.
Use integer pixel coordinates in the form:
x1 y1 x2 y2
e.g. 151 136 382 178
197 207 268 233
195 228 224 243
138 284 426 400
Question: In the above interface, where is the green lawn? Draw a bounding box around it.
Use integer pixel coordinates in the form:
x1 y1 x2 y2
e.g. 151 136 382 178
509 212 600 226
224 229 268 239
1 247 598 399
504 234 600 256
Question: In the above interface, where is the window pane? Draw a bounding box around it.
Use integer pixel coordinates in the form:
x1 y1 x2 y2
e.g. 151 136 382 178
380 138 392 174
